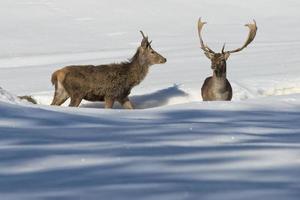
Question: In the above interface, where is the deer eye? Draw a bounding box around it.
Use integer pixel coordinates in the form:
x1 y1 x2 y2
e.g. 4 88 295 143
151 51 155 54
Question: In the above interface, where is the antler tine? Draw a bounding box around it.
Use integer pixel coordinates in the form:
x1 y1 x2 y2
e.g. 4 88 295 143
226 20 258 54
221 43 226 54
140 30 147 39
198 18 215 54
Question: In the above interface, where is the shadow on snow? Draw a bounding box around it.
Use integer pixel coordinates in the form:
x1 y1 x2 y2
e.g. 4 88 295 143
0 102 300 199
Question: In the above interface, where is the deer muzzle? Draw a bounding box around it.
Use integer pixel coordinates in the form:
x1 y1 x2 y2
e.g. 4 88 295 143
160 57 167 64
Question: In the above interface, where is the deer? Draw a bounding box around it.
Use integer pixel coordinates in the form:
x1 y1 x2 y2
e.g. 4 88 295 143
198 18 257 101
50 31 167 109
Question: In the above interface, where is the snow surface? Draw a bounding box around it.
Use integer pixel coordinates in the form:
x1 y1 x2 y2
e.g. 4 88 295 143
0 0 300 199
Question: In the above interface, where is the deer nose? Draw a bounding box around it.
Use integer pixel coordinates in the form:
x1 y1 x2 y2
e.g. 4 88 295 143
161 57 167 63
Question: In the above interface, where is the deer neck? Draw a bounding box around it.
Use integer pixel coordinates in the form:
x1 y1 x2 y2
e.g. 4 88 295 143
127 52 150 86
211 68 227 89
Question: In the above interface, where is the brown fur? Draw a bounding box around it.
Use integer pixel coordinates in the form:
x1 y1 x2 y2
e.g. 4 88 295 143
51 32 166 109
201 53 232 101
18 95 37 104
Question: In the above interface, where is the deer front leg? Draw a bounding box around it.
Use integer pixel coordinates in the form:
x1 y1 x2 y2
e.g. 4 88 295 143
118 97 134 109
104 97 115 109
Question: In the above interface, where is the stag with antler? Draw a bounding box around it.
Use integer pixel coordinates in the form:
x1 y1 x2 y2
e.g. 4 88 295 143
198 18 257 101
50 31 166 109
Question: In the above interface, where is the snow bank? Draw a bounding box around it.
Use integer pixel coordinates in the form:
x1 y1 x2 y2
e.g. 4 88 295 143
0 87 23 104
1 97 300 200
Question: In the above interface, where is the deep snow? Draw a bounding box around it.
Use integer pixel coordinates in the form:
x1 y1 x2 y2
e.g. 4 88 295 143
0 0 300 199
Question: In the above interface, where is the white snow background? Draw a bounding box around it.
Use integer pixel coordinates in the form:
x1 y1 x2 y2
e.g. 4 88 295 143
0 0 300 199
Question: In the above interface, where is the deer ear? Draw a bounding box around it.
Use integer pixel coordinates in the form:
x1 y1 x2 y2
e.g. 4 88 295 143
204 52 214 59
224 52 230 60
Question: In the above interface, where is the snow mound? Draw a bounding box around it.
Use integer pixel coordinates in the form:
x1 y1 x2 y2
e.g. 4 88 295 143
0 87 23 104
233 79 300 101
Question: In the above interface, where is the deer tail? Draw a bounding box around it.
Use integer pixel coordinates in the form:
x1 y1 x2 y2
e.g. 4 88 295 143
51 70 66 86
51 71 58 85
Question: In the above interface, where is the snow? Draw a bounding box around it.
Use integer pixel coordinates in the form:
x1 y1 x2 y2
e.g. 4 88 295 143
0 87 23 104
1 0 300 199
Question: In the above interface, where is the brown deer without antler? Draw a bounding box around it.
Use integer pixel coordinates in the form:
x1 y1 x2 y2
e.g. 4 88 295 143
198 18 257 101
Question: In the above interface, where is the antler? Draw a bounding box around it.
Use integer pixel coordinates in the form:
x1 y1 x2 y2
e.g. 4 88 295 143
225 20 257 54
140 30 152 47
198 18 216 54
140 30 147 39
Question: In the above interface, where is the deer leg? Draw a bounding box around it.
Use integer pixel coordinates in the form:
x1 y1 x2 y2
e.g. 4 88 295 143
51 95 69 106
104 97 115 109
69 96 82 107
51 82 69 106
118 97 134 109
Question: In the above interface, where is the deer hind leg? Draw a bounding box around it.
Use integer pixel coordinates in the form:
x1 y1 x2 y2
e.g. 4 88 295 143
51 81 69 106
118 97 134 109
104 97 115 109
69 95 83 107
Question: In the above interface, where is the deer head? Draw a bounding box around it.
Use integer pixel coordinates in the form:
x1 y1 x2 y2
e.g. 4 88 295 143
198 18 257 77
138 31 167 66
